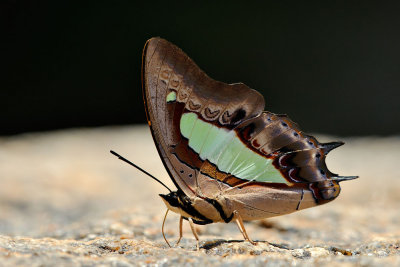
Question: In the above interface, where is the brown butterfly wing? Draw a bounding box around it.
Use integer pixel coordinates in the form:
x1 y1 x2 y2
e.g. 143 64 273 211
214 112 347 221
142 37 356 217
194 111 345 220
142 37 265 197
233 111 345 203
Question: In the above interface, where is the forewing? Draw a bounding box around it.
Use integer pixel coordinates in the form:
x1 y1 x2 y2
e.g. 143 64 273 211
142 37 265 197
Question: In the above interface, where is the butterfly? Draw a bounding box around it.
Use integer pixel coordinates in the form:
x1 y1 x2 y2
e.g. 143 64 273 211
113 37 357 249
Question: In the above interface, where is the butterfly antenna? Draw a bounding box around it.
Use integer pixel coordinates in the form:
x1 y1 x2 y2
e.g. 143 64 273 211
110 150 172 192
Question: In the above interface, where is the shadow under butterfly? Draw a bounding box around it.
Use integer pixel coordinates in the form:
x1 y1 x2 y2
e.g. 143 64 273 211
111 37 358 250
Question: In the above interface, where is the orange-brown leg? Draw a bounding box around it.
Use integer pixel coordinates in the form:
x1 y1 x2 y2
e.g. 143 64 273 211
188 218 200 250
162 209 172 247
233 210 256 245
175 216 183 246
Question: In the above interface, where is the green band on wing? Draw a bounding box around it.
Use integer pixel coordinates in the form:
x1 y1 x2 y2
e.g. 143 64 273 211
166 91 177 103
180 112 288 184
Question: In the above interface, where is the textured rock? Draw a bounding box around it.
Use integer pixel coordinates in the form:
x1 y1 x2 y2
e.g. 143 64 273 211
0 126 399 266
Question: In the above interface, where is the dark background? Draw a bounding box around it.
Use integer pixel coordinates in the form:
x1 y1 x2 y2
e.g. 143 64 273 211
2 1 399 136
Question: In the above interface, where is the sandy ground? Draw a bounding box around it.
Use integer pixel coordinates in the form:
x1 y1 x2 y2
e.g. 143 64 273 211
0 126 399 266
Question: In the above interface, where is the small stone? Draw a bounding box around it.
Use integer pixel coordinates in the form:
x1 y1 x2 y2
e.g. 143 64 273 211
292 249 311 259
87 234 97 240
308 247 330 257
377 250 388 257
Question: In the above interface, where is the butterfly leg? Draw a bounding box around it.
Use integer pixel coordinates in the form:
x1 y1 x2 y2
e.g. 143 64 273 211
233 210 256 245
188 217 200 250
162 209 172 248
175 216 183 246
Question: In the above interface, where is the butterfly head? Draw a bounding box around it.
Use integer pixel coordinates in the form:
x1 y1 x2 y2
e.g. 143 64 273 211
159 191 181 209
159 191 214 225
159 191 194 218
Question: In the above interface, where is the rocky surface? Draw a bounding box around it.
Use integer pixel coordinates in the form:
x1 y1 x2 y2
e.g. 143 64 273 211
0 126 399 266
